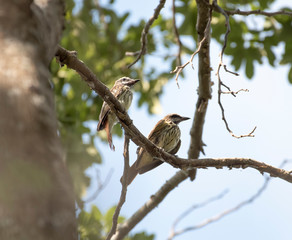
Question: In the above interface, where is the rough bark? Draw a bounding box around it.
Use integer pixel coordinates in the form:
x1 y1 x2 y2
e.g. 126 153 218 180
187 0 212 179
0 1 77 239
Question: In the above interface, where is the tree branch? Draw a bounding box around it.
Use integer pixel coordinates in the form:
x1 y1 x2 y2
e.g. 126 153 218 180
127 0 166 68
170 5 212 87
158 156 292 184
186 0 213 181
168 176 270 239
112 171 188 240
213 0 256 138
168 189 228 240
225 9 292 17
106 134 130 240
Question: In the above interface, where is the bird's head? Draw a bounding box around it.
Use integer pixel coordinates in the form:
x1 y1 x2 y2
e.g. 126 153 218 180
164 114 190 125
115 77 140 87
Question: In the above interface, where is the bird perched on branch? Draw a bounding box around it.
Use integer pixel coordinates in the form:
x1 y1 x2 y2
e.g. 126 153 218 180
123 113 190 185
97 77 140 150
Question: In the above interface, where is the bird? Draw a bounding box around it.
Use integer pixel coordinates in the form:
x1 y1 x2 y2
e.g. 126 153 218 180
122 113 190 185
97 77 140 150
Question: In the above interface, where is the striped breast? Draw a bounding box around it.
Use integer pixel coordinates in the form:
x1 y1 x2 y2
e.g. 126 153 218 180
118 86 133 110
158 122 181 153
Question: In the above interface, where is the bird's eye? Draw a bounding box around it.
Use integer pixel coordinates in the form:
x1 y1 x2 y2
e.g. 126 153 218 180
171 114 180 118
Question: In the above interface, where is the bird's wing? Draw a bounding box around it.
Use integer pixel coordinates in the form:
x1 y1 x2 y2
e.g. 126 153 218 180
147 119 167 143
97 102 110 131
134 119 168 173
97 85 123 131
169 139 181 155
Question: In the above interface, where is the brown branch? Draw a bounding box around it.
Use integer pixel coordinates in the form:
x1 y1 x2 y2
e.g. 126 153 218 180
157 156 292 183
225 9 292 17
172 0 182 67
212 0 256 138
168 176 270 239
221 88 249 95
106 134 130 240
112 171 189 240
168 189 228 240
186 0 213 181
127 0 166 68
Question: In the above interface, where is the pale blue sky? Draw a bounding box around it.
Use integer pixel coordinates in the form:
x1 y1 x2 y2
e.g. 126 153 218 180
83 1 292 239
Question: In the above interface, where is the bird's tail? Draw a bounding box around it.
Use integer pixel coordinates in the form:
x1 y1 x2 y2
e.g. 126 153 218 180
120 162 138 186
105 121 115 151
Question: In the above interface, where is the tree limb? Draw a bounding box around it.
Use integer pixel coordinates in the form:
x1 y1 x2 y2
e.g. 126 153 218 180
213 0 256 138
106 134 130 240
168 176 270 239
225 9 292 17
168 189 228 240
112 171 188 240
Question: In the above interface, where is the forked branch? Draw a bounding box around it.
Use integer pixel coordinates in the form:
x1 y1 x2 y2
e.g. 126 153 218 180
213 0 256 138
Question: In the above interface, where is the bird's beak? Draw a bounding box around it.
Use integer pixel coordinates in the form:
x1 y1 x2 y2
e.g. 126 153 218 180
180 116 190 122
129 79 140 86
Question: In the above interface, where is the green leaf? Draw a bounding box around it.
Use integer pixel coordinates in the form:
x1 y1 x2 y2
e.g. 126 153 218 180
245 59 254 79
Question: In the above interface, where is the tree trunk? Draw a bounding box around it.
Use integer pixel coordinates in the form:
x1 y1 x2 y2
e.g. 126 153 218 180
0 1 77 239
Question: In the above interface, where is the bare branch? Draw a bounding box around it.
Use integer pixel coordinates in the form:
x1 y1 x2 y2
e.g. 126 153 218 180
83 168 114 203
127 0 166 68
225 9 292 17
158 156 292 184
221 88 249 95
168 177 270 239
106 134 130 240
170 8 212 87
212 0 256 138
112 171 189 240
172 0 182 67
168 189 228 240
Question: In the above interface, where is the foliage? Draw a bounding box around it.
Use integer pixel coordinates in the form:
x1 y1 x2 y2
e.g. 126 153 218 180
52 0 291 238
78 206 154 240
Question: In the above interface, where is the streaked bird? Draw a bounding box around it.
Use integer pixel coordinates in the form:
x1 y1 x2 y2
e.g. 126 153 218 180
97 77 140 150
123 114 190 185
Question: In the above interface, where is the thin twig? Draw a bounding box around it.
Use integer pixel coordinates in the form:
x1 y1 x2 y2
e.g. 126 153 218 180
127 0 166 68
221 88 249 95
225 9 292 17
105 134 130 240
213 0 256 138
168 189 229 240
172 0 182 67
84 168 114 203
170 9 212 87
168 176 270 239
